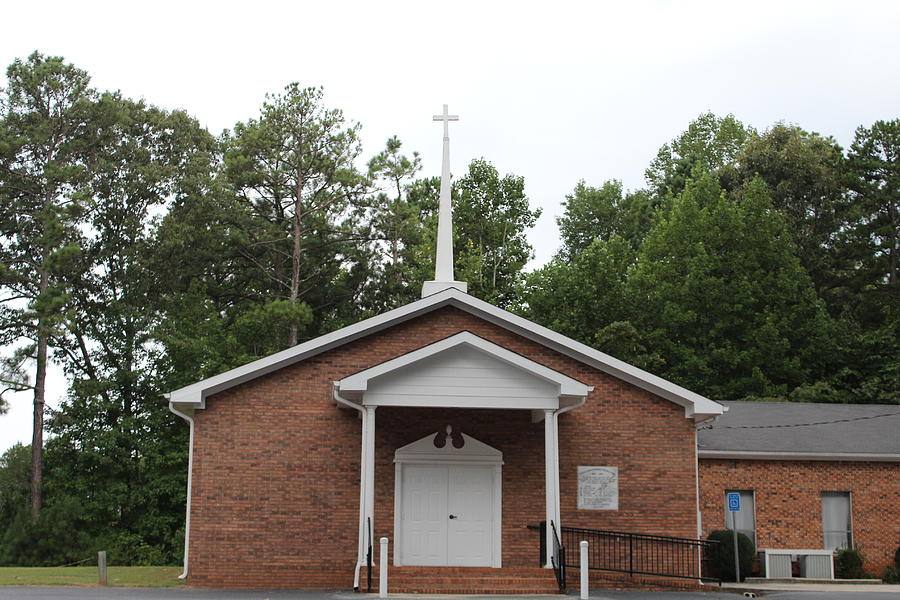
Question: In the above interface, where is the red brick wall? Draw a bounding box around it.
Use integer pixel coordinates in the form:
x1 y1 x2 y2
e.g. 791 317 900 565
187 306 699 588
699 459 900 575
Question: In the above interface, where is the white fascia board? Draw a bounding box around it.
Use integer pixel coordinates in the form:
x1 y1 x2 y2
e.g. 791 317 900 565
167 287 724 421
438 290 724 421
698 450 900 462
363 394 558 410
166 292 461 405
337 330 592 397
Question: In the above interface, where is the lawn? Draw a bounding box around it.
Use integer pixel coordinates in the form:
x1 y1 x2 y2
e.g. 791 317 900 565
0 566 183 587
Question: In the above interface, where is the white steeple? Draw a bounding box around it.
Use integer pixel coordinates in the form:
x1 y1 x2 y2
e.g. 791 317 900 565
422 104 468 297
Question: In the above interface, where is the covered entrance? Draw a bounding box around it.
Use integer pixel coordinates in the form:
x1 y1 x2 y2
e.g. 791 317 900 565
395 426 503 567
333 331 593 587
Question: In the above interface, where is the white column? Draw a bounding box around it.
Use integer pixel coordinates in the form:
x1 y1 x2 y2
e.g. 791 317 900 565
365 406 377 551
544 408 557 568
355 409 369 585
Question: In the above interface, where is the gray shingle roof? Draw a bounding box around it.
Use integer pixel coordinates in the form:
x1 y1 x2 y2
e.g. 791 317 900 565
697 401 900 458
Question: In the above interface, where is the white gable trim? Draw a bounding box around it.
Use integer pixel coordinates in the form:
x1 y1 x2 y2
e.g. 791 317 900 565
394 428 504 465
337 331 591 410
166 288 724 421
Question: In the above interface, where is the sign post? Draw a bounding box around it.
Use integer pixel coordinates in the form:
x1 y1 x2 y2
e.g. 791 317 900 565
726 493 741 582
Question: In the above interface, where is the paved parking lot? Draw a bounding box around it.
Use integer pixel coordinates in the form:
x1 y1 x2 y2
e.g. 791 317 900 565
2 586 900 600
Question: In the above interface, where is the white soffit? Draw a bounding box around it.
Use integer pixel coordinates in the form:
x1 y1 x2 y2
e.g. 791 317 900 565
166 288 724 421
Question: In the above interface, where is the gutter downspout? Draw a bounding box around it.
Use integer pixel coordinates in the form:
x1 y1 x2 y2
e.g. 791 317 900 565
334 384 368 591
552 394 588 533
168 401 195 580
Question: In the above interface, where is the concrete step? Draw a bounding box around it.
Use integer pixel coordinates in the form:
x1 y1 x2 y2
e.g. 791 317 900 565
367 566 562 594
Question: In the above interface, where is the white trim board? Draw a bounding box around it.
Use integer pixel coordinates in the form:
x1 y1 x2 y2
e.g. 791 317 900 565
167 288 724 421
698 450 900 462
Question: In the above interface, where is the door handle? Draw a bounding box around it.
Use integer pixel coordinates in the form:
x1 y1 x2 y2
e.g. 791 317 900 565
449 514 457 519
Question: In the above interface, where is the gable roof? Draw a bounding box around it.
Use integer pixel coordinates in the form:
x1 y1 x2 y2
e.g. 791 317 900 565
336 331 593 409
697 401 900 461
166 287 724 421
338 331 592 397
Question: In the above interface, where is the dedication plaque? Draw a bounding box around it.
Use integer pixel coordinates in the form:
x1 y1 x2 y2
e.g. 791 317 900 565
577 466 619 510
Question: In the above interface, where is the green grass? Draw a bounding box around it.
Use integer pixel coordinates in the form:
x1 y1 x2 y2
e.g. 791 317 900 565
0 566 184 587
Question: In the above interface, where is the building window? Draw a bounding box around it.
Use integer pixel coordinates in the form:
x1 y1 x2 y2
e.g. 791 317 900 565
724 489 755 545
822 491 852 551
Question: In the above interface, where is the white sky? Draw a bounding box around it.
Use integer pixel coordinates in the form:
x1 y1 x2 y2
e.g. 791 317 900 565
2 0 899 452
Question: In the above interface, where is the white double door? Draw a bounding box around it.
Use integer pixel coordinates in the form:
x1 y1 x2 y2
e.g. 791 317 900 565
400 464 496 567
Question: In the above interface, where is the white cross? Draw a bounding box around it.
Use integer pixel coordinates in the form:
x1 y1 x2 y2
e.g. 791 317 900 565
433 104 459 138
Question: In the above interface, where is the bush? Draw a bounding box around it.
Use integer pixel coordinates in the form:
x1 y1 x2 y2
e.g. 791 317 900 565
884 545 900 584
834 547 870 579
883 566 899 584
705 530 756 582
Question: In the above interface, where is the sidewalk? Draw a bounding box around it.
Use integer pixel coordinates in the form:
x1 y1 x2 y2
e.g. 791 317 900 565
719 580 900 594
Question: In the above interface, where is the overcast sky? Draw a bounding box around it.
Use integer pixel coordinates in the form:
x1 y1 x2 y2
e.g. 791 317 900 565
2 0 899 452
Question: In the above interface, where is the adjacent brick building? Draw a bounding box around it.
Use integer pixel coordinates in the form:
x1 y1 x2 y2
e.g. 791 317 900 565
698 402 900 576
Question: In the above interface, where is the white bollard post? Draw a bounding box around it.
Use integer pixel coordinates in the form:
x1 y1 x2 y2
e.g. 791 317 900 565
379 537 388 598
580 541 588 600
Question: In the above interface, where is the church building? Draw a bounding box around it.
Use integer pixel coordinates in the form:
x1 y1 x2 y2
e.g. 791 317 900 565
166 106 726 592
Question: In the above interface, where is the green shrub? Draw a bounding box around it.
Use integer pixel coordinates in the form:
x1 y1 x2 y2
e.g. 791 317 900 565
704 530 756 582
883 566 899 584
834 547 870 579
895 544 900 569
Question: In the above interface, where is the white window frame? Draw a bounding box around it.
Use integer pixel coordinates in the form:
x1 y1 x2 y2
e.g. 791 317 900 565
821 491 853 551
724 489 756 546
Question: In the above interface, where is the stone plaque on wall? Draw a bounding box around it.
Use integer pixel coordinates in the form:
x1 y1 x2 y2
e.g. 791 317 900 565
577 466 619 510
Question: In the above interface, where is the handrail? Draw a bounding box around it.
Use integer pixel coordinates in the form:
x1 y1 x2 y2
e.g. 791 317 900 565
550 520 566 592
559 525 719 584
366 517 373 593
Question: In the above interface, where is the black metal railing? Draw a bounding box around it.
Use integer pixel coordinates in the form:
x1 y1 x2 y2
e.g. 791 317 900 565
550 521 566 591
559 525 719 584
366 517 373 593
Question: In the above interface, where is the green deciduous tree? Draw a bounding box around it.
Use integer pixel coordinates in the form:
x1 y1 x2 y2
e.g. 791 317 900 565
452 159 540 307
646 112 752 199
846 119 900 290
736 124 847 301
44 95 217 565
557 180 654 257
629 173 835 399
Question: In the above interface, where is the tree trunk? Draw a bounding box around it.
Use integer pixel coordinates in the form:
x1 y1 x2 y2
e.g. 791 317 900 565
31 310 48 523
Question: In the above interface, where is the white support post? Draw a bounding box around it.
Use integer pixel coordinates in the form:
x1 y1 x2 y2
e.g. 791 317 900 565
379 537 388 598
544 408 557 568
365 407 377 560
580 541 588 600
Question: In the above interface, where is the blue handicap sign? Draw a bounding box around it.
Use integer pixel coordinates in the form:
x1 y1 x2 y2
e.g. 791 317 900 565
727 492 741 512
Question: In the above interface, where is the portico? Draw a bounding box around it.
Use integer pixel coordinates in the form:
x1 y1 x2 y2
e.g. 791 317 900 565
332 331 592 585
